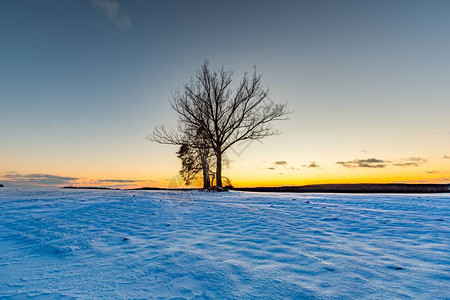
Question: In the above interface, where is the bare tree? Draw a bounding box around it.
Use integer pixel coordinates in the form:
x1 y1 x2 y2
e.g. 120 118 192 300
168 61 290 187
150 61 289 188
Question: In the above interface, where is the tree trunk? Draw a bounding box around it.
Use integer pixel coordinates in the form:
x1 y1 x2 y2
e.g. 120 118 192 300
216 151 222 187
201 151 210 189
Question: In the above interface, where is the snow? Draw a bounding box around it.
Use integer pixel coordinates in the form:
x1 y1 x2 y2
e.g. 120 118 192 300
0 188 449 299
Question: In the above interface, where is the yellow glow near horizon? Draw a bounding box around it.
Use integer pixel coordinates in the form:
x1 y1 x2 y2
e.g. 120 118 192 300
39 158 450 188
1 146 449 188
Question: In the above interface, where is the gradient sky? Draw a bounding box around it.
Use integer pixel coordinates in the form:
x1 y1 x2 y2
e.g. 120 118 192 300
1 0 449 188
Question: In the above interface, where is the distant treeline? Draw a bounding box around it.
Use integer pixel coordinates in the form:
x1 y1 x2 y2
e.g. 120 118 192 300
62 186 119 190
0 184 4 188
61 184 449 193
233 184 450 194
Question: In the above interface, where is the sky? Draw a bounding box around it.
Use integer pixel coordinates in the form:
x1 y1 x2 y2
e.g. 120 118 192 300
0 0 449 188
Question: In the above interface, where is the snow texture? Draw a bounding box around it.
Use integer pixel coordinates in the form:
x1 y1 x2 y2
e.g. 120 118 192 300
0 188 449 299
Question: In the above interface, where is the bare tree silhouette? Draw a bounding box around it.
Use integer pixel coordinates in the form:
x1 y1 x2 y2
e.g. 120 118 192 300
151 61 290 187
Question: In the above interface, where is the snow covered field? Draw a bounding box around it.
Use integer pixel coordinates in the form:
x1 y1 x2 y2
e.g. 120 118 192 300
0 188 449 299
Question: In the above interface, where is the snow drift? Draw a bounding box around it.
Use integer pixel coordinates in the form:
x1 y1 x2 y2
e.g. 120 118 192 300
0 188 449 299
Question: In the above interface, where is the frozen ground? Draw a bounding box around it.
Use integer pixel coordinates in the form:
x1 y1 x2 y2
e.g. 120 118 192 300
0 188 449 299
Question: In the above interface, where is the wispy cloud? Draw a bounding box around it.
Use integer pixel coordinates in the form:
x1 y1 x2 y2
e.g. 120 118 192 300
96 179 154 183
1 172 78 186
392 157 427 167
308 162 320 168
427 170 440 174
93 0 131 29
0 173 156 187
337 158 388 168
274 161 287 166
336 157 428 169
444 155 450 159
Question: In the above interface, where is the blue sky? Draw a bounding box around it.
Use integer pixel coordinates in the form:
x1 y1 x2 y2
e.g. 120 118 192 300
1 0 449 187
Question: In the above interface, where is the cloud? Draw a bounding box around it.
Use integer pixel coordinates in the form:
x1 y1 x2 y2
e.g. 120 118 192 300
336 158 388 168
0 175 157 187
427 171 440 174
274 161 287 166
267 167 275 170
444 155 450 159
82 179 156 188
308 162 320 168
392 157 427 167
97 179 154 183
336 157 428 169
1 173 78 186
93 0 131 29
392 162 421 167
